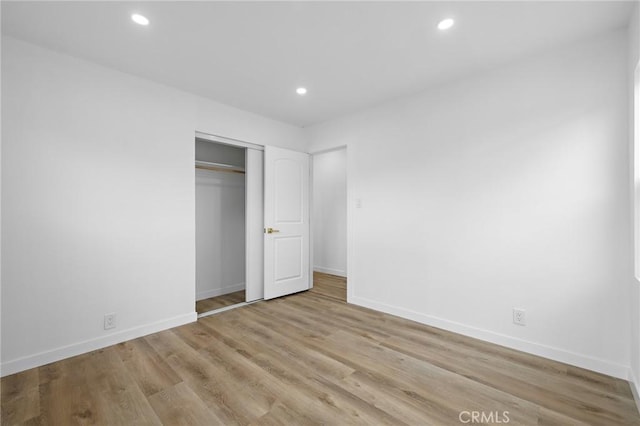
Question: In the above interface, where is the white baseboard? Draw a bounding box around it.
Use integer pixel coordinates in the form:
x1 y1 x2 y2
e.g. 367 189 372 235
196 283 245 301
350 295 630 380
0 312 197 377
630 369 640 414
313 266 347 277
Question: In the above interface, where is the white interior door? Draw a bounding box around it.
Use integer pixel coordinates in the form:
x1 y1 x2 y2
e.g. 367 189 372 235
264 146 310 300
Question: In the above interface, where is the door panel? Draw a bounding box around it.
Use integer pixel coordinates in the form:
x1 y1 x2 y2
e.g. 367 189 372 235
275 159 303 222
264 146 310 300
275 237 302 280
245 148 264 302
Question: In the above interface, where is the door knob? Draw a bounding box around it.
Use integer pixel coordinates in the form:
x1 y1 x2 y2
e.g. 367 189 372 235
265 227 280 234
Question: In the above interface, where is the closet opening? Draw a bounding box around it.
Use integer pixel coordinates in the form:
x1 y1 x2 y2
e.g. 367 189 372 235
195 131 312 313
195 138 248 315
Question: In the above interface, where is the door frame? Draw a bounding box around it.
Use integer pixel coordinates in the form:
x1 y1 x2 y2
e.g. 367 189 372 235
634 61 640 281
196 131 264 152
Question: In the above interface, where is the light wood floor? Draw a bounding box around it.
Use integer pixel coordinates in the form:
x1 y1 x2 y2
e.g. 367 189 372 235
195 290 245 314
2 273 639 425
309 271 347 302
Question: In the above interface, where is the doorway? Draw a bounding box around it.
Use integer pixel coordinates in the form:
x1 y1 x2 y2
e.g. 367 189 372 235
311 147 347 302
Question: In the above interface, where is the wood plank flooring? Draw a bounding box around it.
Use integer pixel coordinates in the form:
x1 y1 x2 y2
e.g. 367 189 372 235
2 273 639 425
195 290 245 314
309 271 347 302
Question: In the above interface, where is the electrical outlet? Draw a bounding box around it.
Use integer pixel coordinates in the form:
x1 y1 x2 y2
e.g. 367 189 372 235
513 308 526 326
104 313 117 330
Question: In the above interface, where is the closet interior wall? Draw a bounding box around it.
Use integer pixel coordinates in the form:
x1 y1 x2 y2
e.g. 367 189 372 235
195 139 246 302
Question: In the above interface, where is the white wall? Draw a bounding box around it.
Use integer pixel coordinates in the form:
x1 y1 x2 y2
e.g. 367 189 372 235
195 97 305 152
196 169 245 300
628 2 640 401
312 149 347 277
308 30 631 378
0 37 305 375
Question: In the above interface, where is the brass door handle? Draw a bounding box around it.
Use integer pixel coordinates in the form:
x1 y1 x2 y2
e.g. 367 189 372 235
265 227 280 234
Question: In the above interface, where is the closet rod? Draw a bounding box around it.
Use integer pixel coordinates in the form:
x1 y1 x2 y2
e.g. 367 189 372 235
196 160 237 168
195 164 245 174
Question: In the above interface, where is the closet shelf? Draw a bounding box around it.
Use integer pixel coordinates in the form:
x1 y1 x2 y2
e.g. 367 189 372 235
195 160 245 174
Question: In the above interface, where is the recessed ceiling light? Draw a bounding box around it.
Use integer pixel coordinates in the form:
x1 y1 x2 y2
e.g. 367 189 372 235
131 14 150 26
296 87 307 95
437 18 454 30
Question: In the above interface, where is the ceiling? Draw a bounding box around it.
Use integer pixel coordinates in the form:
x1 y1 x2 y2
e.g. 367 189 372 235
1 1 635 127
